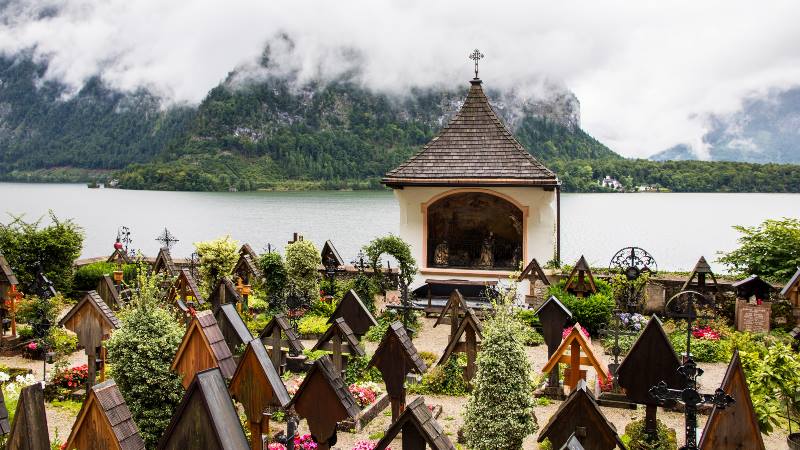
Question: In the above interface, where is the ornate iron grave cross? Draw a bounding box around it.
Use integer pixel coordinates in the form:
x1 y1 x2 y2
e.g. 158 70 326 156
609 246 657 312
155 227 179 250
599 309 637 389
469 49 484 79
650 290 734 450
189 252 200 280
117 226 132 253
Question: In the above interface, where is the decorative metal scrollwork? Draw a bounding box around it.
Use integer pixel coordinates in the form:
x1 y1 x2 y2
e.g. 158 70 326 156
609 246 657 280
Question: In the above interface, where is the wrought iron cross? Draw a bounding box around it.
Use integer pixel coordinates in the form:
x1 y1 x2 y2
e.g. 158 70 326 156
189 252 200 279
599 309 637 388
118 226 132 252
351 250 367 273
469 49 484 79
155 228 179 250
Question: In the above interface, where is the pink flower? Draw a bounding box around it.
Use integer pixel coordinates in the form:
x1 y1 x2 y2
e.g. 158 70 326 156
352 441 384 450
348 384 377 407
26 342 38 351
692 326 720 341
562 325 590 341
267 444 287 450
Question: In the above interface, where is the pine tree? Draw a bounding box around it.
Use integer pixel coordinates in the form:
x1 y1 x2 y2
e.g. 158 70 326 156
463 291 537 450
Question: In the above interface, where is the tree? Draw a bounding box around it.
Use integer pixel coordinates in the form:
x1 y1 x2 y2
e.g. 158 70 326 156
718 217 800 282
258 251 287 302
194 235 239 296
463 286 536 450
0 212 83 294
105 268 185 448
284 240 321 301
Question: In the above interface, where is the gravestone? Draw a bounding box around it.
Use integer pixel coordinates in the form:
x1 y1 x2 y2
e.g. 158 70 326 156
541 323 608 391
171 310 237 388
229 339 292 450
437 308 483 384
735 300 771 333
259 314 305 374
518 258 550 306
288 355 360 450
311 317 365 375
327 290 378 338
698 350 764 450
5 383 50 450
535 296 572 397
321 240 345 268
374 396 455 450
158 368 249 450
59 291 120 391
565 256 597 298
64 379 145 450
537 380 624 450
369 321 427 422
616 316 682 436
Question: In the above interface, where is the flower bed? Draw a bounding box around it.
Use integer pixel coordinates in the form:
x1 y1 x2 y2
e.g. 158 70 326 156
349 382 380 408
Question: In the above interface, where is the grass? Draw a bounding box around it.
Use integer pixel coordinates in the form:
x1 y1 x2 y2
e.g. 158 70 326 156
50 399 83 415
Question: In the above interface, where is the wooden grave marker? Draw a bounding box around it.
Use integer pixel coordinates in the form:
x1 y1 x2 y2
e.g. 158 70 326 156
64 379 145 450
536 295 572 396
436 308 482 384
229 339 291 450
259 314 305 374
782 267 800 312
167 269 205 315
208 276 242 311
0 253 19 337
541 323 607 392
171 310 237 389
97 274 125 310
158 368 249 450
288 355 360 450
537 380 624 450
239 243 259 261
681 256 719 293
374 396 455 450
59 290 120 391
0 384 8 436
214 303 253 356
107 247 132 265
616 315 683 436
369 321 427 422
232 252 262 286
311 317 365 375
433 289 467 341
6 382 50 450
321 240 345 267
565 256 597 298
327 289 378 338
518 258 550 305
153 247 178 277
698 350 764 450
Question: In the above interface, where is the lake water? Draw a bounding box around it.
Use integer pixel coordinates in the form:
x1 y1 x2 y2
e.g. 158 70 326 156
0 182 797 273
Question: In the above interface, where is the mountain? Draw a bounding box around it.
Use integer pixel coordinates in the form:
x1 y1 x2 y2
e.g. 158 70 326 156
651 87 800 164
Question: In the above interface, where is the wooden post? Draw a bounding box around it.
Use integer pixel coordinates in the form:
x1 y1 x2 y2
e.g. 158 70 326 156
250 420 261 450
332 334 343 374
568 340 580 389
269 328 282 373
645 404 657 436
87 348 97 395
390 395 405 423
100 345 106 382
465 327 477 383
9 287 18 337
262 412 271 447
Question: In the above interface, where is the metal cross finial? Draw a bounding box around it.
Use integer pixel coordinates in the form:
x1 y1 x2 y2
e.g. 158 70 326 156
469 49 484 79
155 228 179 250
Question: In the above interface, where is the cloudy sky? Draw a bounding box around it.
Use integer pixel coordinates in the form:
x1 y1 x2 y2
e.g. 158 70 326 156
1 0 799 158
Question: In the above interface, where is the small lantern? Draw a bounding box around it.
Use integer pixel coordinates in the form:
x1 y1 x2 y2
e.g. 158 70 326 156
46 351 55 364
113 270 124 283
95 356 104 372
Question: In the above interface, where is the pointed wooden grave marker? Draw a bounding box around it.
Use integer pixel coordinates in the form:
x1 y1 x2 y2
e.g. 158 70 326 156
327 289 377 338
64 379 145 450
518 258 550 304
167 269 205 314
158 368 249 450
232 252 262 285
107 247 132 265
698 350 763 450
536 295 572 395
239 243 258 261
97 274 125 310
616 315 683 436
214 303 253 355
312 317 365 375
0 386 8 436
433 289 467 341
59 291 120 391
565 256 597 298
229 339 291 450
782 267 800 308
538 380 623 450
153 247 178 277
208 276 242 310
374 396 455 450
6 382 49 450
437 308 482 383
369 321 427 422
171 310 237 388
541 323 607 391
682 256 718 292
288 355 360 450
258 314 305 374
0 253 19 337
321 240 345 267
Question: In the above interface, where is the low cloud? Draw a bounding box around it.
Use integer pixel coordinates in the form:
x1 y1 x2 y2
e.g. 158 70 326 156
1 0 799 158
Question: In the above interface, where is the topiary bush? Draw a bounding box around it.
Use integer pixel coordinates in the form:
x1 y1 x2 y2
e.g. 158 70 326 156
258 252 287 299
622 418 677 450
547 279 615 336
285 240 321 301
363 235 417 286
194 235 239 296
408 356 468 396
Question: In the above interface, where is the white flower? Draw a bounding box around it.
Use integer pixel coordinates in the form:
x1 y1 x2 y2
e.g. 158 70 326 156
0 372 9 383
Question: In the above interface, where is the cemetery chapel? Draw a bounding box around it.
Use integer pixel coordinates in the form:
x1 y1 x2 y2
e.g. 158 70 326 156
382 53 561 286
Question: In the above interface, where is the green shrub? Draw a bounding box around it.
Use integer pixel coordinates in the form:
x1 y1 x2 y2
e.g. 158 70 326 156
194 235 239 296
72 262 136 292
547 279 615 336
408 356 468 396
285 240 321 301
308 298 336 317
521 327 544 346
344 354 383 385
740 341 800 433
297 315 329 335
302 349 328 361
418 351 437 369
47 328 78 358
257 252 287 298
718 217 800 283
622 418 677 450
363 235 417 286
515 308 540 328
16 294 63 339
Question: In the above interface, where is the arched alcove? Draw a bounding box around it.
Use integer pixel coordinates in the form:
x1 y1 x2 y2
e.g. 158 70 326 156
426 192 524 270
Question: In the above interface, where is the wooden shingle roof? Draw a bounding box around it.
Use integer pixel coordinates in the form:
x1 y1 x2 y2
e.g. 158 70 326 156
171 310 237 388
375 396 455 450
781 267 800 297
153 247 177 276
371 321 427 375
65 379 145 450
0 254 18 285
382 78 558 188
312 317 365 356
229 339 292 411
59 290 121 331
288 355 360 418
327 290 378 337
258 314 304 354
214 303 253 353
6 382 49 450
239 244 258 260
232 254 262 281
321 240 345 267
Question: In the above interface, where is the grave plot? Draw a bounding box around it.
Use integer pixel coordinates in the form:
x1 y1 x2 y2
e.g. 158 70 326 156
327 289 377 339
565 256 597 298
166 269 205 315
153 247 178 277
369 321 427 422
374 396 455 450
541 323 608 392
518 257 550 307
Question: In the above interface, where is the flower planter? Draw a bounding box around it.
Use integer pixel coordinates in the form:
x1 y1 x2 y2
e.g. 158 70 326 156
339 393 390 432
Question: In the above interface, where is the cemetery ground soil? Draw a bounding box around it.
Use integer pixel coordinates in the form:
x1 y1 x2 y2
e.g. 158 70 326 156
2 316 788 449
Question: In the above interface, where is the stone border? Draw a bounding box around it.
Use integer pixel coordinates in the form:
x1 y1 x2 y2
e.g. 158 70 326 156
340 392 390 432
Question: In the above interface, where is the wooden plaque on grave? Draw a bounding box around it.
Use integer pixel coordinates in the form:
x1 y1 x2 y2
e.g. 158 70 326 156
158 368 250 450
374 396 455 450
321 240 345 267
565 256 597 298
327 290 377 337
64 379 145 450
171 310 237 388
698 350 765 450
735 299 771 333
232 252 262 284
153 247 178 276
6 383 50 450
518 258 550 305
537 380 624 450
541 324 607 391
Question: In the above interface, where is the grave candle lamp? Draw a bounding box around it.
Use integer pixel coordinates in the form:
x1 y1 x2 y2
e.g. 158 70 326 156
236 277 252 312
